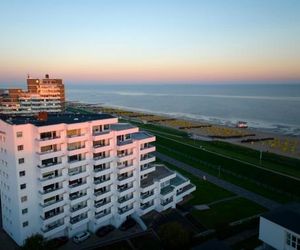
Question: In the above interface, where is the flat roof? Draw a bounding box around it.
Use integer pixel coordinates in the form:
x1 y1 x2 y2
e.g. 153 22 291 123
0 113 115 126
131 131 154 140
111 123 136 131
141 164 175 188
261 203 300 234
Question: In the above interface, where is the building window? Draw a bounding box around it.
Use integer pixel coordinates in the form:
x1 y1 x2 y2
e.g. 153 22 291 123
21 196 27 203
17 145 24 151
22 221 28 227
16 132 23 138
286 232 300 249
19 171 25 177
22 208 28 214
18 158 25 164
20 184 26 190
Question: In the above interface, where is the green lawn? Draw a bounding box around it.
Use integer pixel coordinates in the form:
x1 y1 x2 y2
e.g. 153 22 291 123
190 198 266 229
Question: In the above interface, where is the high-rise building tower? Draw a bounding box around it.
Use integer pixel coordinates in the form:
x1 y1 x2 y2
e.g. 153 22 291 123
0 113 195 246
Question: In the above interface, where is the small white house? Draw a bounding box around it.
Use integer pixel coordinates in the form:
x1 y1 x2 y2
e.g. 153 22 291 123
259 203 300 250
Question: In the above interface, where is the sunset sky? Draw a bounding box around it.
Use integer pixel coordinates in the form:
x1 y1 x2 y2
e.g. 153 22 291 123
0 0 299 84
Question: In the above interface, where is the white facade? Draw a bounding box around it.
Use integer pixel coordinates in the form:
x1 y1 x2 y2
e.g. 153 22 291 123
259 217 300 250
0 114 195 246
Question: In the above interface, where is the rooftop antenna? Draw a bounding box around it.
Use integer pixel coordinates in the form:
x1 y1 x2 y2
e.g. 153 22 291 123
27 73 30 79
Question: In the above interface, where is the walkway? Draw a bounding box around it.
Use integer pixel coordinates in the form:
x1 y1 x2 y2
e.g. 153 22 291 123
155 152 280 210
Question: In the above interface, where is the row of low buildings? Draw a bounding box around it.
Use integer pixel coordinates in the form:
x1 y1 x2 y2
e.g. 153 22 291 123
0 111 195 246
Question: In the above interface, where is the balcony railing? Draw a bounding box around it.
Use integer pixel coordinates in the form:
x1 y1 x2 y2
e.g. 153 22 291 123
41 210 64 220
42 221 64 233
38 161 62 169
68 158 86 164
94 166 109 173
93 143 110 148
94 178 111 185
94 199 110 208
117 140 133 146
41 198 64 208
118 174 133 182
94 189 110 197
39 173 63 182
95 210 110 219
118 206 133 215
68 145 85 151
70 192 87 201
40 186 63 195
38 136 61 142
93 155 109 161
38 148 61 155
141 192 154 200
161 198 173 206
118 195 134 204
70 213 88 224
141 202 154 210
118 185 134 193
93 130 110 136
70 203 88 212
67 133 85 138
68 168 85 176
69 181 87 189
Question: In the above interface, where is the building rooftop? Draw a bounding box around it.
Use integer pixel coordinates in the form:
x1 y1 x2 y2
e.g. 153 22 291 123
131 131 154 140
111 123 136 131
261 203 300 234
170 175 187 186
141 164 175 188
0 113 115 126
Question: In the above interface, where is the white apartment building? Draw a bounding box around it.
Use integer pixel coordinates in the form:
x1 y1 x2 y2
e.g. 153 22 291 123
259 203 300 250
0 113 195 246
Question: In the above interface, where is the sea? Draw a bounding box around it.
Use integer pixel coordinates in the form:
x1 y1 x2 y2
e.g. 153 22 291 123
65 84 300 137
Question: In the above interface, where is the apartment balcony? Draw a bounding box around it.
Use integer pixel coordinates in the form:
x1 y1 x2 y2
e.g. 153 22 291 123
94 167 112 178
40 198 65 212
140 154 156 165
117 164 135 175
69 169 88 181
140 145 156 155
176 184 196 199
67 146 87 156
42 221 66 238
140 202 155 213
116 140 134 151
70 204 89 217
68 181 88 193
37 162 64 174
117 186 135 196
140 192 155 203
70 213 89 229
94 189 112 201
94 211 112 224
36 136 63 147
94 200 112 212
117 152 135 163
140 164 156 175
41 210 65 226
118 206 134 218
93 156 113 165
93 144 113 154
37 149 65 161
68 158 89 169
117 175 135 186
67 133 88 144
160 185 175 199
118 195 134 208
92 130 112 141
69 192 89 206
39 174 65 187
160 198 174 210
94 178 113 189
39 186 65 200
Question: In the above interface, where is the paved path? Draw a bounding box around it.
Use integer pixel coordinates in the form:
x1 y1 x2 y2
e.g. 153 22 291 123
155 152 281 210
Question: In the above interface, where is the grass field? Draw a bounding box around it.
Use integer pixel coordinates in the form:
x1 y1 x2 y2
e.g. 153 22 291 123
190 197 266 229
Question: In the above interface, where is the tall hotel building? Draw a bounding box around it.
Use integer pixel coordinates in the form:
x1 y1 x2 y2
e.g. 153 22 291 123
0 74 65 114
0 113 195 246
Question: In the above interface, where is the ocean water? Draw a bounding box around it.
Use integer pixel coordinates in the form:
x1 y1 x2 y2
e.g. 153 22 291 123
66 84 300 136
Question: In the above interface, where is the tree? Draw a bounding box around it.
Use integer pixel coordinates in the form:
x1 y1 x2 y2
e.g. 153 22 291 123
158 222 191 250
22 234 45 250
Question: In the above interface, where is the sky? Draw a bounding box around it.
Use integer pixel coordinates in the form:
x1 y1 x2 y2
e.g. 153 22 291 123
0 0 300 84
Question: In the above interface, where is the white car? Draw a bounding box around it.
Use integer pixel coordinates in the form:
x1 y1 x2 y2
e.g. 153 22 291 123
72 231 90 243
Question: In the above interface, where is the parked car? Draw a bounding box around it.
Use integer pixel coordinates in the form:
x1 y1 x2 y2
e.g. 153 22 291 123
72 231 90 243
96 225 115 237
119 218 137 231
47 236 69 248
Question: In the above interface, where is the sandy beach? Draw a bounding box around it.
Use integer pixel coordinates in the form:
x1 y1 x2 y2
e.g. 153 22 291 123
67 101 300 160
